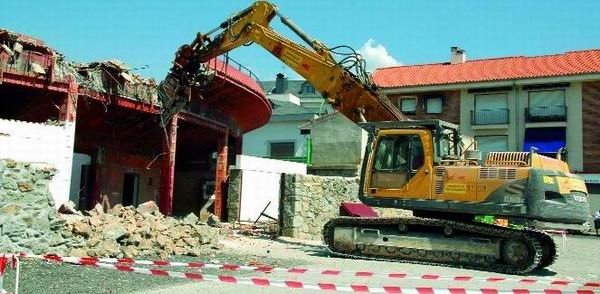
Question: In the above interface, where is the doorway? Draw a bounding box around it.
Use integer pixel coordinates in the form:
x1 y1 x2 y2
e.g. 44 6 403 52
123 173 140 206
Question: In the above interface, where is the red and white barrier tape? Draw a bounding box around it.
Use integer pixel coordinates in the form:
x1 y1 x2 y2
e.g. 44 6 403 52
45 259 600 294
20 253 599 288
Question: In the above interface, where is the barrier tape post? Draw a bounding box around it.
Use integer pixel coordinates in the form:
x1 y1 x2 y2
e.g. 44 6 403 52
0 255 7 294
13 256 19 294
0 254 20 294
545 230 568 253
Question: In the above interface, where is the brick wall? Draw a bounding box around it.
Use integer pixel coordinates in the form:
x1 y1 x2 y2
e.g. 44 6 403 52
582 81 600 172
388 90 461 124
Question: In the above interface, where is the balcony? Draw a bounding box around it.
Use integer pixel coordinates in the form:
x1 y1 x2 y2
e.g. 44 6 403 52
471 109 509 125
525 106 567 122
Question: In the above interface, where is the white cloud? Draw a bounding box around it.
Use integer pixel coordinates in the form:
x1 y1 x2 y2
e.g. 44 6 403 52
358 39 400 72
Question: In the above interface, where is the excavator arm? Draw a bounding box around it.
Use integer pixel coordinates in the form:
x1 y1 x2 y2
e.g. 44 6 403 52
158 1 407 124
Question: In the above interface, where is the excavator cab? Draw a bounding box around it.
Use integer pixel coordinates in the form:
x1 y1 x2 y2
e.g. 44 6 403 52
359 120 463 203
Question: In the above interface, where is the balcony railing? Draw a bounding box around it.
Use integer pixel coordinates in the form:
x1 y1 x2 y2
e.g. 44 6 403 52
526 106 567 122
221 55 263 88
471 109 509 125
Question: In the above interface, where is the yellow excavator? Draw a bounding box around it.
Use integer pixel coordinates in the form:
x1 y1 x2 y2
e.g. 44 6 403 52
157 1 590 274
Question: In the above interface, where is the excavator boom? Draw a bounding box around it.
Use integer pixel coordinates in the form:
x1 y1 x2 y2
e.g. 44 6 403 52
158 1 406 124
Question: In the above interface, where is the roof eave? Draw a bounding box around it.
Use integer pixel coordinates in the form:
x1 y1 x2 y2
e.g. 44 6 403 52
379 72 600 94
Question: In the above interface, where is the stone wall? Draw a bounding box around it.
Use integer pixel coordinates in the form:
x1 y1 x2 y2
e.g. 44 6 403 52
280 174 408 240
0 159 72 254
280 174 360 240
226 169 242 222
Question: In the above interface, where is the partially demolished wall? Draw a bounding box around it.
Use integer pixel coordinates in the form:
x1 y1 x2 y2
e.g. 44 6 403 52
0 28 159 106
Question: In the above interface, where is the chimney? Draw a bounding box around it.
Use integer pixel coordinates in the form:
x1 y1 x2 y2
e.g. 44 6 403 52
274 73 288 94
450 47 467 64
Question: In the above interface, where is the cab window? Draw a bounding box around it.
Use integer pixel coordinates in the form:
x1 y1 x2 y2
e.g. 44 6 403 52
371 135 424 189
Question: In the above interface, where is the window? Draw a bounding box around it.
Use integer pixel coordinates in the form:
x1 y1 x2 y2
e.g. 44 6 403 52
270 142 295 157
301 83 315 94
371 135 424 189
473 93 509 125
373 135 424 171
426 97 443 114
399 97 417 114
527 90 567 122
475 135 508 160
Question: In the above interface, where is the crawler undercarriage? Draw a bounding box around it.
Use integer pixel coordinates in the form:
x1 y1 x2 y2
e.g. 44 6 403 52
323 217 556 274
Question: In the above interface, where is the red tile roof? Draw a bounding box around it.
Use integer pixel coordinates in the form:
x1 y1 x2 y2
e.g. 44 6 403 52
373 49 600 88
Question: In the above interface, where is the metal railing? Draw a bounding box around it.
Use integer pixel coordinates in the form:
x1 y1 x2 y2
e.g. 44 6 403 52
525 106 567 122
221 55 263 87
471 109 509 125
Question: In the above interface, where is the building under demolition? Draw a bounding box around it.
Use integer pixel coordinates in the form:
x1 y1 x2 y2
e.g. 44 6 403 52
0 28 271 219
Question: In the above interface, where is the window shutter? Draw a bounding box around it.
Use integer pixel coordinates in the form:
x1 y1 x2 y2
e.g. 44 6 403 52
476 136 508 158
529 90 565 107
475 93 508 110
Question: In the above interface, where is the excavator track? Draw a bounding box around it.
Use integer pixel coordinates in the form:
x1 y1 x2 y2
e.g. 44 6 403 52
323 217 556 275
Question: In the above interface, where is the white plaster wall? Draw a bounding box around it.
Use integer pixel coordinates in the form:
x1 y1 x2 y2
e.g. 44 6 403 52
242 120 307 157
233 155 306 223
269 93 301 105
0 119 75 208
233 154 307 174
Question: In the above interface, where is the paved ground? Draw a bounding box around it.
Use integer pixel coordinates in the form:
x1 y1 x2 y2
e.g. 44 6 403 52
3 234 599 293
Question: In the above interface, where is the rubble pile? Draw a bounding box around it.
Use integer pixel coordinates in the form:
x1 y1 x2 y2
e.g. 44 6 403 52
62 201 221 259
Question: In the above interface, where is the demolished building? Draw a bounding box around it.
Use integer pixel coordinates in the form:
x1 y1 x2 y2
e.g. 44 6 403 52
0 28 271 219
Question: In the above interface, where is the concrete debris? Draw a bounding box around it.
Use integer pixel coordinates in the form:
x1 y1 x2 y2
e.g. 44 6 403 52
74 60 158 104
1 44 13 56
62 201 221 259
0 159 223 258
58 200 81 215
207 214 222 228
30 62 46 75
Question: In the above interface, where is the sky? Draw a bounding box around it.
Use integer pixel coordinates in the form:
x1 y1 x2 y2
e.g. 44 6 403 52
1 0 599 82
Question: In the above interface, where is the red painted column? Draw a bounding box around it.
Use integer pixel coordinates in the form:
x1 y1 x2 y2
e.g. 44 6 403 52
159 115 178 215
59 75 78 122
214 129 229 220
